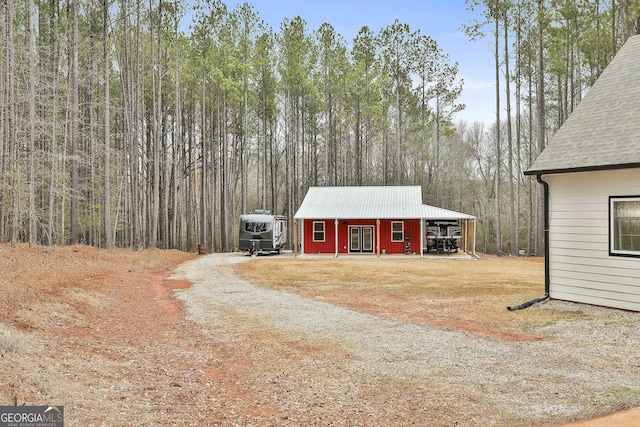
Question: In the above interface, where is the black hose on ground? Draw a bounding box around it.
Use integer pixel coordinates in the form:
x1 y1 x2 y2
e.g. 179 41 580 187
507 294 549 311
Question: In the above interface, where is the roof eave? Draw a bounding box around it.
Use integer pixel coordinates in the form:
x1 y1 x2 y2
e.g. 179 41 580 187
293 215 476 220
524 162 640 176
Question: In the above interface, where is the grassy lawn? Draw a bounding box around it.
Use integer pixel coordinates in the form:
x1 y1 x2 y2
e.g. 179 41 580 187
232 254 587 341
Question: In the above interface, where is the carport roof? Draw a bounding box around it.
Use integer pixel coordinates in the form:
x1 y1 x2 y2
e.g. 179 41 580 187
293 186 475 220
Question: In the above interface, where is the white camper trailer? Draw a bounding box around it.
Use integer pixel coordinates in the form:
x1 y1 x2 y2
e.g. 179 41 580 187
238 210 287 255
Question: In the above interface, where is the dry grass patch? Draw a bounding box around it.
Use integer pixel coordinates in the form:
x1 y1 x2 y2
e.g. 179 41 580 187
233 254 584 341
0 244 198 423
0 244 191 324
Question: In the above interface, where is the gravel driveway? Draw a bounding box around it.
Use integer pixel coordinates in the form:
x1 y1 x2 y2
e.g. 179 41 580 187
172 253 640 426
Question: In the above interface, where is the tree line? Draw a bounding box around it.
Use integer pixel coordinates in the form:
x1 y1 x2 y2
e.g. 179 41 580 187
463 0 639 255
0 0 637 254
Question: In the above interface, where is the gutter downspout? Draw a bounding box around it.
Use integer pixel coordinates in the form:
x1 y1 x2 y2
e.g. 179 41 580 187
507 174 550 311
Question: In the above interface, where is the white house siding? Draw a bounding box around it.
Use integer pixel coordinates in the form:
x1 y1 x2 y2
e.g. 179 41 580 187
547 169 640 311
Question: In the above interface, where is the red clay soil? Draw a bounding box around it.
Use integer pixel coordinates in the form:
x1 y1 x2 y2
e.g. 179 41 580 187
557 408 640 427
0 245 284 425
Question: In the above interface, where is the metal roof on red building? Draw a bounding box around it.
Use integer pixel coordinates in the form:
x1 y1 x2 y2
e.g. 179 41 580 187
294 186 475 220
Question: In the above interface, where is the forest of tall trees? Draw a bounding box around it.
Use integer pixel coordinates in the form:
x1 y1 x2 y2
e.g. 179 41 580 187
0 0 638 254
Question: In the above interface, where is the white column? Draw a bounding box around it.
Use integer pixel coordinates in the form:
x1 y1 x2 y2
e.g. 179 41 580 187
299 219 304 254
420 218 424 258
334 219 339 257
376 219 381 257
294 220 298 257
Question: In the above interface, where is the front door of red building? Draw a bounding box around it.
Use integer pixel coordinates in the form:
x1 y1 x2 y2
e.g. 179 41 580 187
349 226 374 254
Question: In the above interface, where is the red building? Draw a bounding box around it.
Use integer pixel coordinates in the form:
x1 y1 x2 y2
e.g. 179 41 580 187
293 186 476 256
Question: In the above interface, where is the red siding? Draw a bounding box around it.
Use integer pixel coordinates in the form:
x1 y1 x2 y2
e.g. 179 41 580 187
302 219 421 254
303 219 335 253
379 219 421 254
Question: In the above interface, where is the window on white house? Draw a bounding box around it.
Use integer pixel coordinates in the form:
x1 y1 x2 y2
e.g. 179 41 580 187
313 221 325 242
610 196 640 256
391 221 404 242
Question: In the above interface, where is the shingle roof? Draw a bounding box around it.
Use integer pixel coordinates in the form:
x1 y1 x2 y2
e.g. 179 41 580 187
293 186 475 220
526 34 640 175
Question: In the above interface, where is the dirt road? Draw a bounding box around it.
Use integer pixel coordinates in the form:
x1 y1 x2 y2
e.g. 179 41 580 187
172 253 640 426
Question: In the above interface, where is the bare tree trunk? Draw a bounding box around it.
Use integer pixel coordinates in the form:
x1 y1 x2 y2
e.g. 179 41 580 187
396 80 402 185
6 0 18 247
595 0 602 73
220 94 228 252
0 3 4 242
28 0 37 245
528 58 534 256
612 0 617 56
172 19 181 249
48 20 60 245
133 0 142 249
211 106 218 251
261 94 267 208
435 91 441 206
242 29 249 215
69 0 80 245
494 16 502 256
118 0 144 249
103 0 112 248
270 120 277 213
87 71 96 245
574 1 582 107
504 10 516 256
536 0 547 256
618 0 626 43
355 101 362 185
149 0 162 248
200 87 207 247
161 114 170 249
515 4 523 256
188 109 196 251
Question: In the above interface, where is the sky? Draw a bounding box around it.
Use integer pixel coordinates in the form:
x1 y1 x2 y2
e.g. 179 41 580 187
182 0 495 125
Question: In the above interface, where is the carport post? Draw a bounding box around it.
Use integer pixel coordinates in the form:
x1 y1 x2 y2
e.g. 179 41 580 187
472 219 476 257
462 219 467 253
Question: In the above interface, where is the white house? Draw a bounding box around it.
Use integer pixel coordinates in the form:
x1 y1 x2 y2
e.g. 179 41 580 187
525 34 640 311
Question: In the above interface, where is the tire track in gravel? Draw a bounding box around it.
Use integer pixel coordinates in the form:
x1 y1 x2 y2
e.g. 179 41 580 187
171 253 640 426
